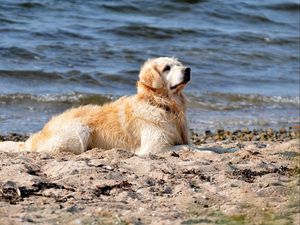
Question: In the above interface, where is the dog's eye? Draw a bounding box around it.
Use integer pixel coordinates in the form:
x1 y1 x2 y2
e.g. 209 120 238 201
163 65 170 72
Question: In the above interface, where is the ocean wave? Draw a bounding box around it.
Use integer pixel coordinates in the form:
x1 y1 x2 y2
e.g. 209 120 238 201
174 0 206 4
0 70 63 80
0 69 136 87
263 2 300 11
102 1 196 15
56 28 96 40
1 91 298 112
32 28 96 40
206 2 293 26
0 93 113 105
189 93 300 110
0 69 88 82
0 17 18 24
0 47 42 60
208 93 300 105
110 24 198 39
102 4 141 14
16 2 45 8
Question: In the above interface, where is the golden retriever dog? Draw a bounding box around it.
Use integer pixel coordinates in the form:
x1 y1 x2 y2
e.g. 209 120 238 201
0 57 191 155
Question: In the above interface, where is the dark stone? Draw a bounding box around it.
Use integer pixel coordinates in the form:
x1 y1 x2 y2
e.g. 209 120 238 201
144 178 156 187
94 181 131 197
133 218 144 225
217 129 224 135
162 186 172 194
24 164 41 176
170 152 179 157
1 181 20 204
205 130 212 136
66 205 83 213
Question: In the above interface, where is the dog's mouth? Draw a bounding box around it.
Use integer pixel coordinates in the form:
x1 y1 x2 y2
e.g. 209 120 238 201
170 79 189 90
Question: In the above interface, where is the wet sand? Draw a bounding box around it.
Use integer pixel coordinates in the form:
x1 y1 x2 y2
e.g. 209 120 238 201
0 129 299 225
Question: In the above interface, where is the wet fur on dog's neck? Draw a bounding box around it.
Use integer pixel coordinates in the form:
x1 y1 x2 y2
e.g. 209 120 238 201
137 81 189 144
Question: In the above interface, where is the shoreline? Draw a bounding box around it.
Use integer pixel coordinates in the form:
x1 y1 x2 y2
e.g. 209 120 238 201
1 126 299 144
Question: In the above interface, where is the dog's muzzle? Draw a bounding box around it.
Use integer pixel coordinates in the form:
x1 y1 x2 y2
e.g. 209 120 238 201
170 67 191 90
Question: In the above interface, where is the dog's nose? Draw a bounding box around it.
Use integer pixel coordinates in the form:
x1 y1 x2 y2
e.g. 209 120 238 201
184 67 191 82
184 67 191 75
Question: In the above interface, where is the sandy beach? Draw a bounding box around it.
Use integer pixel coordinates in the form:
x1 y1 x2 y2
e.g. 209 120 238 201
0 129 299 225
0 0 299 224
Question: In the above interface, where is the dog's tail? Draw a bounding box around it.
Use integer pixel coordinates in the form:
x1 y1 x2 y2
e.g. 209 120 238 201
0 141 26 152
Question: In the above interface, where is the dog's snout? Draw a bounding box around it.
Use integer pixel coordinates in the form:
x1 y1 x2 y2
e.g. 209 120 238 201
184 67 191 82
184 67 191 75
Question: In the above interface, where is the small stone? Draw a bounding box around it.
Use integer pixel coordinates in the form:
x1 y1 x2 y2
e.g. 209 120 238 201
162 186 172 194
279 128 286 134
217 129 224 135
267 128 274 135
170 152 179 157
205 130 212 136
242 128 250 134
144 178 156 187
244 135 252 141
256 143 267 148
70 169 79 175
1 181 21 203
213 136 220 142
247 133 254 140
253 135 261 141
133 218 143 225
23 216 34 222
260 133 268 141
232 130 241 135
224 130 231 136
66 205 82 213
230 183 239 188
103 165 113 170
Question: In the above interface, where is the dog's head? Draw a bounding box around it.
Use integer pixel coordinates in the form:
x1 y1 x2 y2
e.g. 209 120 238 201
138 57 191 95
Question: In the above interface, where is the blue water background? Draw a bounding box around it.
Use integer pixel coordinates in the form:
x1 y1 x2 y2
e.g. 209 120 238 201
0 0 299 133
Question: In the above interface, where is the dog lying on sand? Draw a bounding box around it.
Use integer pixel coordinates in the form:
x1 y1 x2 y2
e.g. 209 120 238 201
0 57 191 155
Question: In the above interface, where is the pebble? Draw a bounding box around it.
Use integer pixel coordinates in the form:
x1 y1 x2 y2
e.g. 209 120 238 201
256 143 268 149
1 181 21 203
144 178 156 187
0 133 29 142
191 127 299 144
162 186 172 194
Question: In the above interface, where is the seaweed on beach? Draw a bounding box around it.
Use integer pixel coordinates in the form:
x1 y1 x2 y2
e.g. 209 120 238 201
226 165 292 183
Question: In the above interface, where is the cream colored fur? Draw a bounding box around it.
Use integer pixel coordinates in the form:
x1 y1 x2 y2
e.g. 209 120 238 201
0 57 191 155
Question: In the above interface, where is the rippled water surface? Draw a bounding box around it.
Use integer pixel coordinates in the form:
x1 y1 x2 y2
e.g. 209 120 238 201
0 0 299 133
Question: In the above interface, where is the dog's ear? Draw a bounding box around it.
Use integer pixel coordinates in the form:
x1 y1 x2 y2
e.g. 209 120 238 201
139 62 163 89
